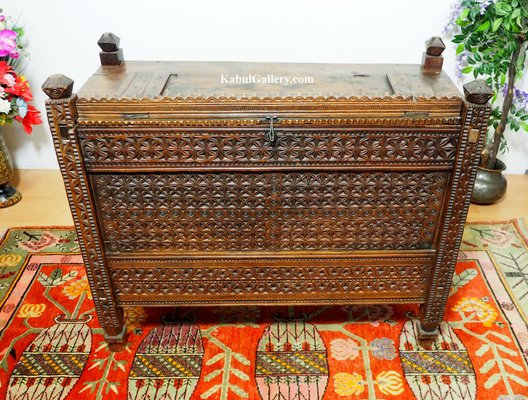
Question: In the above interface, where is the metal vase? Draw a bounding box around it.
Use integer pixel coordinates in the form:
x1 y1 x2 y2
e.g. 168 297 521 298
471 158 507 205
0 132 22 208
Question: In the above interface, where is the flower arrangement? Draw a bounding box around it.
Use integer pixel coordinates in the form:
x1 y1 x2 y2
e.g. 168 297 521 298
443 0 528 169
0 11 41 134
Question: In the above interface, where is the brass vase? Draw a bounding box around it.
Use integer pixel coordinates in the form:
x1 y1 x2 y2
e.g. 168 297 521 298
0 132 22 208
471 158 507 205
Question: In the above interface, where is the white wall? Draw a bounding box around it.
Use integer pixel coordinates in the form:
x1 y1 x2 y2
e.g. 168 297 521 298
3 0 527 173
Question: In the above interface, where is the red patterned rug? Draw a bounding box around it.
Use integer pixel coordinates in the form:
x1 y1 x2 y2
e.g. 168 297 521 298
0 221 527 399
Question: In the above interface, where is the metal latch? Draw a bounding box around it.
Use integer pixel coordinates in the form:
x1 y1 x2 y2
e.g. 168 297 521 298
264 116 279 143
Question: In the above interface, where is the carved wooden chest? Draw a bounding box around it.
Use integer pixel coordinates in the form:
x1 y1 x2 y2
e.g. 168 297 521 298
43 34 492 344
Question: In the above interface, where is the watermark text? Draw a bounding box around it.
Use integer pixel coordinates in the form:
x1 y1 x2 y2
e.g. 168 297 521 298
220 73 314 86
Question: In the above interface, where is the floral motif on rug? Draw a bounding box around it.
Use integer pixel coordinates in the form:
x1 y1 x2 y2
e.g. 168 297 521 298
0 221 527 400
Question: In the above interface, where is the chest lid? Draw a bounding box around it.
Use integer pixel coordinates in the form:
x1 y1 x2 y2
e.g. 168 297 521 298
76 62 463 116
74 34 464 121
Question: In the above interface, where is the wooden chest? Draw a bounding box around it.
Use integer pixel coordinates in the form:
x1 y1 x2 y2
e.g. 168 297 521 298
43 35 492 344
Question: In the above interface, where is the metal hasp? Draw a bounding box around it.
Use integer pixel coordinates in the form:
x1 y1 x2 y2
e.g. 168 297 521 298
264 116 279 143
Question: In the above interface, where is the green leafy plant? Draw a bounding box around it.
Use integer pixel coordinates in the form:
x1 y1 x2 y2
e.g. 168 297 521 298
444 0 528 169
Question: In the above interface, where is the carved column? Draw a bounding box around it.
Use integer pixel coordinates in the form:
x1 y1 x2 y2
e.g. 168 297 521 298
42 74 126 344
418 79 493 338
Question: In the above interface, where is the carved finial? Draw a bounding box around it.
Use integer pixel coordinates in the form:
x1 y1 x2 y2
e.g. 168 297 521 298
425 37 446 56
42 74 74 99
98 32 120 52
463 80 493 104
421 36 445 75
97 32 124 66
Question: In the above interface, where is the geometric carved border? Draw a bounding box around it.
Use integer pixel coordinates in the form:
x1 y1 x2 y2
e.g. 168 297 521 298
112 276 429 297
79 129 459 170
110 264 430 281
111 262 430 297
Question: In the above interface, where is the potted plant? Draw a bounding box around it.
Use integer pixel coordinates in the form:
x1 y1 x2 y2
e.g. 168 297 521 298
0 10 42 208
444 0 528 204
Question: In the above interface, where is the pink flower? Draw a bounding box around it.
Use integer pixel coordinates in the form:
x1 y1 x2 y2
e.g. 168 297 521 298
0 29 18 57
3 73 15 87
330 338 360 360
5 74 33 101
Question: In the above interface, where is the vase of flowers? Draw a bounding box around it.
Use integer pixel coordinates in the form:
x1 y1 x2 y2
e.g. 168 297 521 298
444 0 527 204
0 11 42 208
0 130 21 207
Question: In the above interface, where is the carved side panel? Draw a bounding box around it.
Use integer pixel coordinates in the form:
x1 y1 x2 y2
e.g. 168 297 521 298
45 96 123 334
92 171 449 253
420 102 491 329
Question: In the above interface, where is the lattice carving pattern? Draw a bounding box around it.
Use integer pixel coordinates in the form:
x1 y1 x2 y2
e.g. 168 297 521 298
92 171 448 253
79 130 458 169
